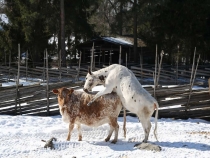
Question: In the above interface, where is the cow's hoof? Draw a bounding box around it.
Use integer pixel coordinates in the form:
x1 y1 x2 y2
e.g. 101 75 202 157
134 139 147 146
105 138 110 142
78 136 82 141
111 140 117 144
142 139 147 143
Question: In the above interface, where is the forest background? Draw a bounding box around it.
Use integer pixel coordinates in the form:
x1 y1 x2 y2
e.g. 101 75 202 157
0 0 209 67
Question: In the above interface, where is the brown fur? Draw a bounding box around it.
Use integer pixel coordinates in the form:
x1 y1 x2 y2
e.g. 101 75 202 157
143 106 150 117
154 103 157 110
52 87 123 143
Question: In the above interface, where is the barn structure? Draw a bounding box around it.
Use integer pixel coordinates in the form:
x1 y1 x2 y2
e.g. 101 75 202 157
76 36 153 67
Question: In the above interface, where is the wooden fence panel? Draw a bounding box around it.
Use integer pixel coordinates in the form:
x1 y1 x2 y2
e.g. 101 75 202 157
0 65 210 120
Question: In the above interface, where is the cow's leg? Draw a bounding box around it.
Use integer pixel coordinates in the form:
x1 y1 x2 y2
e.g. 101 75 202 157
105 117 119 144
77 124 82 141
105 126 114 142
87 85 114 106
112 118 119 144
138 115 151 143
67 123 74 141
105 118 115 142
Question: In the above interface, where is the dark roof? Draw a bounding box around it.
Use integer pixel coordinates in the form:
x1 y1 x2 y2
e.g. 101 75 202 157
77 36 146 50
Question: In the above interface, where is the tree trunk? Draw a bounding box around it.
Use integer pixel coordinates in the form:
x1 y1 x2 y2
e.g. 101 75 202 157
119 2 123 36
60 0 66 67
133 0 138 63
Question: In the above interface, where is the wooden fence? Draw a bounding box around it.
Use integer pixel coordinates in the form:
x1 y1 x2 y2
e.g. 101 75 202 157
0 64 210 120
147 85 210 120
0 80 209 120
130 64 210 85
1 63 210 84
0 65 89 83
0 81 85 116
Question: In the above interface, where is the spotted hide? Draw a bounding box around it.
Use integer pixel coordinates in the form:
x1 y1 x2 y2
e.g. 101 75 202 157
52 87 125 144
83 64 159 143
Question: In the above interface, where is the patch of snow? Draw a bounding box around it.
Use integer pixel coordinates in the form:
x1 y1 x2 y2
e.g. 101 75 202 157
0 14 8 24
0 115 209 158
1 78 209 157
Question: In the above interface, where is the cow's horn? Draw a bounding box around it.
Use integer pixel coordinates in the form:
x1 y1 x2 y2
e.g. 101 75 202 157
88 68 92 75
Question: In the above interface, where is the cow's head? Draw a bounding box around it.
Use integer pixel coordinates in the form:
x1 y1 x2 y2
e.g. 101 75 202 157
52 87 74 107
83 68 104 94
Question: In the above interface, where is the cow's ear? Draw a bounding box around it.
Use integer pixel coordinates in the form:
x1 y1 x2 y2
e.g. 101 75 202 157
88 67 92 75
52 89 58 94
69 89 74 95
99 75 104 81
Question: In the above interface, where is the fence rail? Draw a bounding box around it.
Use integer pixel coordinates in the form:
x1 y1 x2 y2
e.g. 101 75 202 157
0 81 84 116
0 65 210 120
0 80 209 120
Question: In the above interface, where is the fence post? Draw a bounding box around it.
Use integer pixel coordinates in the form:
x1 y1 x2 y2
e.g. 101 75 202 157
153 44 158 98
90 42 94 71
208 78 210 95
109 50 113 66
4 50 6 65
126 52 127 67
59 50 61 82
119 45 121 64
186 53 200 109
186 47 196 111
8 51 11 81
43 50 46 82
99 48 101 66
176 45 179 84
26 50 28 81
15 44 21 115
46 49 50 116
156 50 164 86
140 47 143 81
76 51 82 81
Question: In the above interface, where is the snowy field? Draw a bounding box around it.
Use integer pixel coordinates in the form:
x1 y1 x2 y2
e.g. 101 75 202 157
0 114 210 158
0 80 210 157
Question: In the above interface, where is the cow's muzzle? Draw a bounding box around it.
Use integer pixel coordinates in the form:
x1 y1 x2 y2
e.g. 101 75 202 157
83 88 98 94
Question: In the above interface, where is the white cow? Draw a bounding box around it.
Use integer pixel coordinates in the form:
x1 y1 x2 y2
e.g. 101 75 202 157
83 64 159 143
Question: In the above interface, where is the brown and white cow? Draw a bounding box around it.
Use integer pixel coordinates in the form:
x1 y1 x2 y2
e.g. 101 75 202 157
52 87 125 143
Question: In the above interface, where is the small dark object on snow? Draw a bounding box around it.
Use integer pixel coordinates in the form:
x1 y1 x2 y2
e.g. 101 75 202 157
42 137 57 149
134 142 161 152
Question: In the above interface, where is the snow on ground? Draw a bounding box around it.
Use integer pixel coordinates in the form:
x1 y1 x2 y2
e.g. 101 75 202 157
0 81 210 157
0 115 210 158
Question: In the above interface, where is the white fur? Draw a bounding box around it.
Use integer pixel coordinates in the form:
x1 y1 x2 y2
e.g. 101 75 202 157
84 64 159 143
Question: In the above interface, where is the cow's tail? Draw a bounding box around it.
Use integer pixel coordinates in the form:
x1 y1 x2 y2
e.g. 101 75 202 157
123 107 126 139
154 102 159 141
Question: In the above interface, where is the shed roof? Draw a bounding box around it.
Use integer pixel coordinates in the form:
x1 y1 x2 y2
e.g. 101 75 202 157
115 36 147 47
102 37 133 46
77 36 146 50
